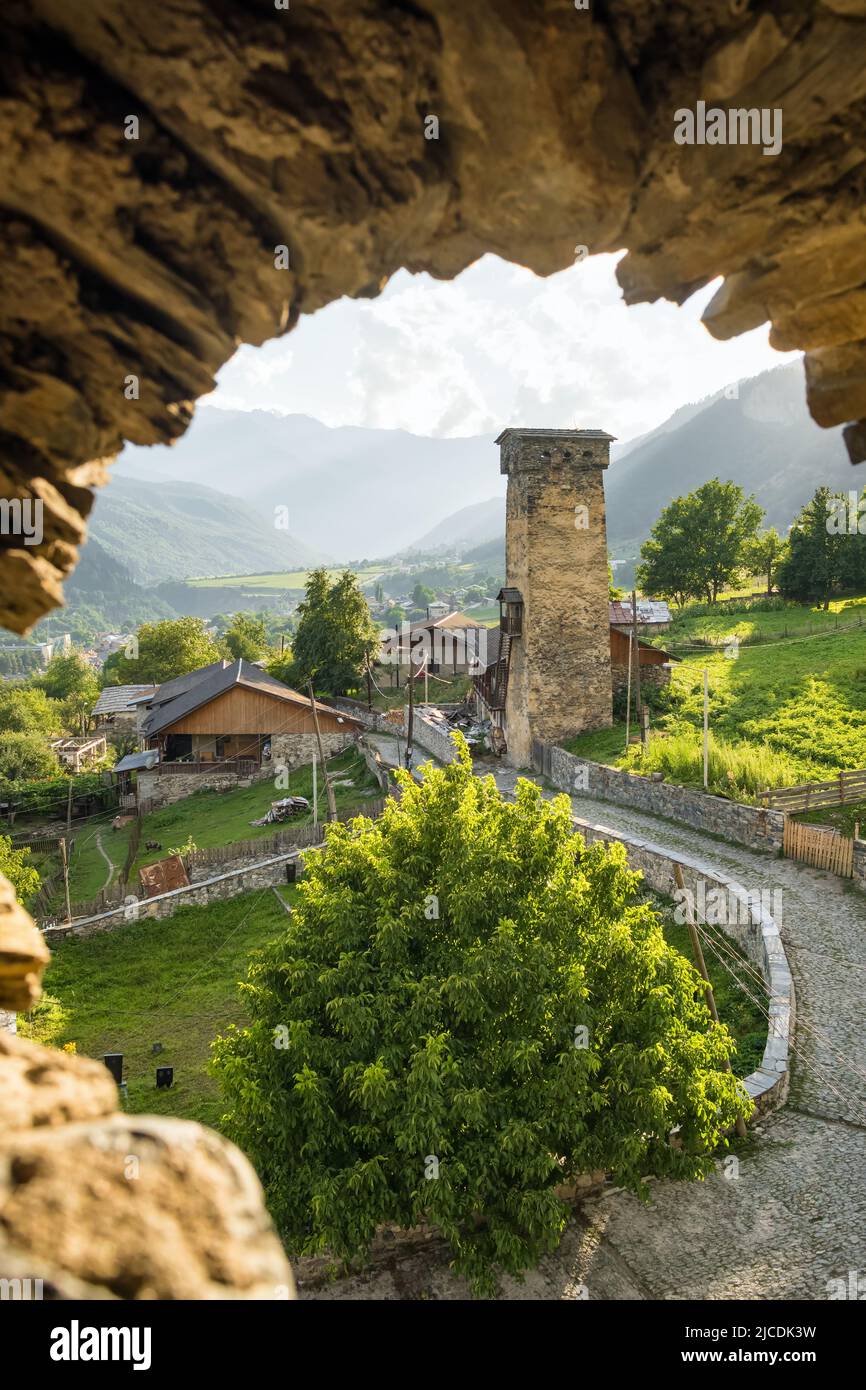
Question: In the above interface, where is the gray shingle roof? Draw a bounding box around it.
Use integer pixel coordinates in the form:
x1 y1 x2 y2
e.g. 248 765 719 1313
92 685 157 716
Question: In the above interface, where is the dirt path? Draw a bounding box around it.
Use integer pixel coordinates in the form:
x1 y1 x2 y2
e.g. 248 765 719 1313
94 830 116 894
305 748 866 1300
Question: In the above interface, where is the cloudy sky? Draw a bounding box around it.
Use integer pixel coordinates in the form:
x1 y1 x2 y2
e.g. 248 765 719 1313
207 251 798 446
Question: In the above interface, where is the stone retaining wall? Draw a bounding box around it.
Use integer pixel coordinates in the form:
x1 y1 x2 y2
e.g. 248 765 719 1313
271 729 356 770
571 812 793 1117
137 769 249 811
45 849 314 940
407 710 459 764
536 742 785 854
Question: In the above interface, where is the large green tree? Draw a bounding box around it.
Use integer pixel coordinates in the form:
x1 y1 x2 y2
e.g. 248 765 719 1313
289 569 379 696
103 617 222 686
38 651 97 703
224 612 268 662
0 733 60 785
777 487 866 608
743 527 788 596
213 739 747 1295
637 478 763 605
0 834 40 903
0 686 62 736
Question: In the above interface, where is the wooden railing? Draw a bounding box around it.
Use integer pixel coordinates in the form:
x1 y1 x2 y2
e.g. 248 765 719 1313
783 819 854 876
759 767 866 813
157 758 259 777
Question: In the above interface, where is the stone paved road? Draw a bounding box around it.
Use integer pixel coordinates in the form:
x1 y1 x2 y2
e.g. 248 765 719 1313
303 750 866 1300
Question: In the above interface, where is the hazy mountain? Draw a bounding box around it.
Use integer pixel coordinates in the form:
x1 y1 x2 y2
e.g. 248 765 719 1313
404 365 850 580
117 410 503 560
407 496 506 553
605 363 848 544
89 474 324 585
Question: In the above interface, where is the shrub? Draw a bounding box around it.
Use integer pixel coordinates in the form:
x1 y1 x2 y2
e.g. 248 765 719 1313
213 737 747 1294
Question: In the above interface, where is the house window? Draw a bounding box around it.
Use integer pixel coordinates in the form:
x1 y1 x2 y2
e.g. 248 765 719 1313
215 738 226 760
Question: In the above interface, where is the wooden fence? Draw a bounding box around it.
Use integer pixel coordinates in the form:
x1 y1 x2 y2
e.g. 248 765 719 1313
783 818 855 876
10 832 65 855
760 767 866 813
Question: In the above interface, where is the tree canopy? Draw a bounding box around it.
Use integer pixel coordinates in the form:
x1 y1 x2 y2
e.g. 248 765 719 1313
776 487 866 608
289 569 379 696
0 686 62 737
0 834 40 904
213 738 747 1294
224 612 268 662
103 617 223 686
637 478 763 604
0 732 60 786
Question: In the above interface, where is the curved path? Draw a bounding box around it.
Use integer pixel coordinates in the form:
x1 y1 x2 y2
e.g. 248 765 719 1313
305 749 866 1301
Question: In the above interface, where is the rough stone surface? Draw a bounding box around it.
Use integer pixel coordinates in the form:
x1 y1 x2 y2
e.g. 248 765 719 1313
501 430 614 764
0 1113 296 1300
1 2 866 633
0 1031 117 1133
271 729 356 771
540 741 787 852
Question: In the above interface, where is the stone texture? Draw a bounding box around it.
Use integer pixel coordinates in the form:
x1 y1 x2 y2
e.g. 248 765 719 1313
0 1113 296 1300
0 877 50 1012
500 430 614 765
0 1031 117 1132
271 729 356 771
1 3 866 633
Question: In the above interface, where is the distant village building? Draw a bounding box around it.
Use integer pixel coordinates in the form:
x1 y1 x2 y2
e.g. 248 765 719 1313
92 684 158 732
609 599 671 632
379 608 486 679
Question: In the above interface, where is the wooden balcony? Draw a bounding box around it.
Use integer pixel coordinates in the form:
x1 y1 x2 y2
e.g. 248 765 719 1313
157 758 260 777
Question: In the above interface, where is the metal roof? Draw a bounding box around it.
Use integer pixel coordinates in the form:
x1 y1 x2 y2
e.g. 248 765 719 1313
92 685 157 715
496 587 523 604
114 749 160 773
141 658 361 737
609 599 671 626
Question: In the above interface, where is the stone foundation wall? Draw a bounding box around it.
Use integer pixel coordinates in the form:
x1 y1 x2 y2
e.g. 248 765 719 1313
611 663 671 697
406 711 460 765
137 769 247 811
537 742 785 854
271 729 356 771
46 850 313 940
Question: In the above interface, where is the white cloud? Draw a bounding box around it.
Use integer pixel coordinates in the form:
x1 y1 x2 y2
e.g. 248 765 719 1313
206 253 798 445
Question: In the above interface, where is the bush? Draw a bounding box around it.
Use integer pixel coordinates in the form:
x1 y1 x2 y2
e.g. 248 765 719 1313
213 737 747 1294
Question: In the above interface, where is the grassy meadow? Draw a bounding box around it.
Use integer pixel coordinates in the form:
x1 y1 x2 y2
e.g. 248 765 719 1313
568 594 866 802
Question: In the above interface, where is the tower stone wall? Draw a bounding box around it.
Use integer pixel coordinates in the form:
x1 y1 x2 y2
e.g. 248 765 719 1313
499 428 614 766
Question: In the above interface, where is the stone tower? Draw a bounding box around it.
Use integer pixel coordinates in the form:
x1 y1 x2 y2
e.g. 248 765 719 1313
497 428 615 766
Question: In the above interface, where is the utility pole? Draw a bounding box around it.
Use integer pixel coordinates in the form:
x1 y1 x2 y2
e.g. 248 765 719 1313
307 681 337 821
631 589 644 738
405 656 415 770
311 751 318 829
624 630 633 752
703 668 709 791
61 780 73 926
673 865 747 1139
366 657 372 711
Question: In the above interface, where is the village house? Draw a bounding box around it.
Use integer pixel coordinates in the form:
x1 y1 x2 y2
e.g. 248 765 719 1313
92 684 158 733
120 658 361 810
379 606 487 681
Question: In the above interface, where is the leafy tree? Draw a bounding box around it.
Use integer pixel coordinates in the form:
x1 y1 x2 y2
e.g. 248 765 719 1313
637 479 763 605
0 834 40 903
0 686 62 736
464 586 485 606
776 487 866 609
213 739 747 1295
103 617 222 686
264 649 296 688
743 528 788 595
607 557 624 601
224 613 268 662
38 651 96 702
412 583 436 610
0 733 60 785
290 569 379 696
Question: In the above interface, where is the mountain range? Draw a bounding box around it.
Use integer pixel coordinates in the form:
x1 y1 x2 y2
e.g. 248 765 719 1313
102 362 853 585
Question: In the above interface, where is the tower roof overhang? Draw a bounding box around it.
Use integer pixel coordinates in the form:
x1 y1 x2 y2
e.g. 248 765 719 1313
494 428 616 444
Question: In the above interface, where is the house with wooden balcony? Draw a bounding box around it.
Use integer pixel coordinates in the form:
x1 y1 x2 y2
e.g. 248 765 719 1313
117 659 361 811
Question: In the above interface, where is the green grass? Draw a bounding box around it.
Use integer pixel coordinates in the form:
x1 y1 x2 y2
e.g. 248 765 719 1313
42 747 379 911
19 880 764 1134
657 897 767 1079
189 567 382 590
567 593 866 800
19 890 295 1129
